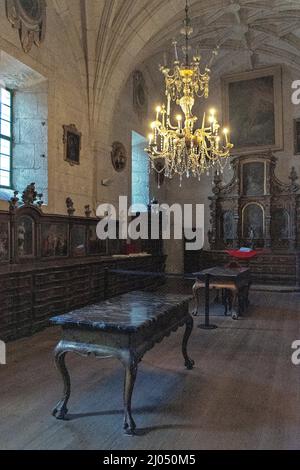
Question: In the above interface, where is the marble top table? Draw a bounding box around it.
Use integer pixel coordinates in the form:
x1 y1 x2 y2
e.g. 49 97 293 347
50 291 194 435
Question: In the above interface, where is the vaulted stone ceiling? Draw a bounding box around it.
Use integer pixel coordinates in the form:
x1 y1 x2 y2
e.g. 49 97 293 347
51 0 300 139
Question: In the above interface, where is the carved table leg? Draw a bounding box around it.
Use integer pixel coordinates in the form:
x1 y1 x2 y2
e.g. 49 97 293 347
239 285 250 315
232 291 239 320
52 343 71 420
223 289 229 316
121 351 138 436
192 282 200 316
182 315 195 370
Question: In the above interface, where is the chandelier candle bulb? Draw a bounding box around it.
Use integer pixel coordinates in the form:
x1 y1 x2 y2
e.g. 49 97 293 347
156 106 161 121
177 115 182 130
223 128 229 145
163 52 168 66
167 95 171 116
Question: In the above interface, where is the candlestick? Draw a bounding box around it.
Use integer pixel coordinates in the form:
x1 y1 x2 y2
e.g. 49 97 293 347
223 128 229 145
177 115 182 131
163 52 167 67
173 40 179 61
167 94 171 116
156 106 161 121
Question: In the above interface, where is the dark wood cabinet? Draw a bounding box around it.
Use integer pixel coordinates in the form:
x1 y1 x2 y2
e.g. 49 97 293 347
0 195 165 342
0 254 166 342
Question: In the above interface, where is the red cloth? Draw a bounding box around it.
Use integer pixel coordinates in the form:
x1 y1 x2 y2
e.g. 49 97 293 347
226 249 262 260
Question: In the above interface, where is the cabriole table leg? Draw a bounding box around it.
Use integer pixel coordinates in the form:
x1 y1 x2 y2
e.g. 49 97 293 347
52 342 71 420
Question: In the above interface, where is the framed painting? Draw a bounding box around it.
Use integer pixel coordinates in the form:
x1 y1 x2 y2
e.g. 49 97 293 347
63 124 82 165
294 118 300 155
222 66 283 154
0 221 9 262
17 215 35 258
71 225 86 257
87 224 107 255
242 161 266 196
242 203 265 239
41 223 68 258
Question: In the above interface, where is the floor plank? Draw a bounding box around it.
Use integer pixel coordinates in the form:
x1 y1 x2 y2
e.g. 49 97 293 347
0 291 300 450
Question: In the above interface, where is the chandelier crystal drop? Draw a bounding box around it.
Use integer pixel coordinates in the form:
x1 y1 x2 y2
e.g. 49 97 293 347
145 0 233 186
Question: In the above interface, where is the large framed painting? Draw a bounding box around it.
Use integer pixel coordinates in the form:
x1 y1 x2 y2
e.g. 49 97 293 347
41 223 68 258
222 66 283 154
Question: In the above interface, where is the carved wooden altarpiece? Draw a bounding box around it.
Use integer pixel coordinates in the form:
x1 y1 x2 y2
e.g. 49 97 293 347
208 152 300 251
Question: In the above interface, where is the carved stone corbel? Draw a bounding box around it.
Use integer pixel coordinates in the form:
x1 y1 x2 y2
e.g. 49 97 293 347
6 0 47 53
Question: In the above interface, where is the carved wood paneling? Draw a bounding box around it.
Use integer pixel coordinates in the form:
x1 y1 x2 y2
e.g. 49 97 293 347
208 152 300 251
0 255 166 342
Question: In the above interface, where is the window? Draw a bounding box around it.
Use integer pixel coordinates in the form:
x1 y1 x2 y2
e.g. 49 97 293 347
0 88 13 188
131 131 149 212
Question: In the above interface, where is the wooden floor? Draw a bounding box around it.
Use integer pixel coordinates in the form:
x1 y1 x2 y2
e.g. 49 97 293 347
1 291 300 450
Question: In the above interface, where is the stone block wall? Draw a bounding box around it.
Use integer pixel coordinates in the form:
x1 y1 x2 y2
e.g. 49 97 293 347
13 82 48 201
0 2 93 216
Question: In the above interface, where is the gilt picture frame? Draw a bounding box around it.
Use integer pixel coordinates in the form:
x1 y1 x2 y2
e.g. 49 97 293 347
222 66 283 154
63 124 82 166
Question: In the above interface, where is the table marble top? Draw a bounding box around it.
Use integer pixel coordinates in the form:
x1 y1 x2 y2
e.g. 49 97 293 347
194 266 250 279
50 291 191 333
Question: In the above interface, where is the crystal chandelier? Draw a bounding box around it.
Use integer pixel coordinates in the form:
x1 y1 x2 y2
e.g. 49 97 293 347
145 0 233 186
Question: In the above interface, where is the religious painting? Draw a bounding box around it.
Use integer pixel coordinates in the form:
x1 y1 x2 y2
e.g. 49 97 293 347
242 204 264 239
111 142 127 172
271 209 290 240
17 216 34 257
41 224 68 258
294 119 300 155
87 224 107 255
222 66 283 154
63 124 82 165
222 211 234 241
0 222 9 262
133 70 148 116
71 225 86 257
242 162 265 196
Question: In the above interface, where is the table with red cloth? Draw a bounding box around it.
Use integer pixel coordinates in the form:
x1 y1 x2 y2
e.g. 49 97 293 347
193 266 251 320
226 249 265 261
